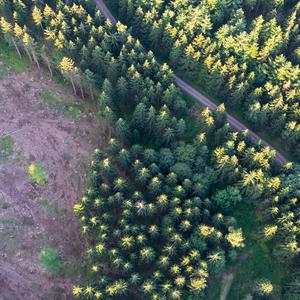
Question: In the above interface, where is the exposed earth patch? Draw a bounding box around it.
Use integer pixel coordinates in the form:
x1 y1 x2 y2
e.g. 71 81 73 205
0 70 107 300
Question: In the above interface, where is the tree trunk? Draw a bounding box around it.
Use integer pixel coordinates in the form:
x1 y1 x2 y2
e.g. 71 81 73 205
31 49 40 69
24 47 33 63
89 86 94 101
11 37 22 58
79 82 85 100
47 59 53 78
70 77 77 95
42 54 53 78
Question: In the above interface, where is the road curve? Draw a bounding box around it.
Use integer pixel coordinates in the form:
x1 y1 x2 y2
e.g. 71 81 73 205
95 0 288 165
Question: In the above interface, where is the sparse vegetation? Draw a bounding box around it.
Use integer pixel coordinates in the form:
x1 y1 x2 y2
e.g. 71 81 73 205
28 163 48 185
0 193 8 209
40 90 65 110
0 20 99 300
0 136 14 163
0 40 30 75
37 197 61 217
65 105 82 121
39 247 63 274
40 90 82 121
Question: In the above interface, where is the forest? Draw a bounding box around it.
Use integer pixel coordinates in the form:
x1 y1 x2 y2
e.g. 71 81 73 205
0 0 299 299
111 0 300 160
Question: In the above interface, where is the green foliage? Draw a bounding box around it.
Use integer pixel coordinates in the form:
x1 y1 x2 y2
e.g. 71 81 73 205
170 162 192 180
39 247 63 274
72 120 283 299
116 0 300 159
207 250 226 274
284 270 300 300
40 90 65 109
265 165 300 257
74 137 247 298
254 279 274 298
174 143 196 165
37 197 61 217
227 202 289 298
0 136 14 163
28 163 48 185
212 187 242 213
65 105 82 121
40 90 82 121
1 1 299 299
0 41 30 75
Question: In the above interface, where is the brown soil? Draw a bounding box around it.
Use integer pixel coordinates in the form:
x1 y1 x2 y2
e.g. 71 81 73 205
0 71 107 299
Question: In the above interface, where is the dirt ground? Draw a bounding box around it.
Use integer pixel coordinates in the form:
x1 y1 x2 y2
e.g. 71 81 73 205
0 70 107 299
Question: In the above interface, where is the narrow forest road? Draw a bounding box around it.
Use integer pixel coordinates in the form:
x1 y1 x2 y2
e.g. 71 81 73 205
96 0 116 24
176 77 288 164
95 0 288 165
219 273 234 300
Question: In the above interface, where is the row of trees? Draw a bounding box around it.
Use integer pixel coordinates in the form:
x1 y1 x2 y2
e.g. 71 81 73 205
0 0 298 299
263 163 300 299
0 0 188 147
114 0 300 159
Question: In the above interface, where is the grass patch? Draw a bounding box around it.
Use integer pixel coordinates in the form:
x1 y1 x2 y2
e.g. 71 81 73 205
0 136 14 163
40 90 65 110
40 90 82 121
0 40 31 75
204 202 288 299
227 202 288 299
39 247 64 274
205 279 223 299
0 193 8 210
0 217 20 254
65 105 82 121
28 163 48 185
37 197 61 217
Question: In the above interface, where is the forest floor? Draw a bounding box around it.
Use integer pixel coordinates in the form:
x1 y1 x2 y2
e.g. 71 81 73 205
205 202 289 300
0 47 108 299
220 273 234 300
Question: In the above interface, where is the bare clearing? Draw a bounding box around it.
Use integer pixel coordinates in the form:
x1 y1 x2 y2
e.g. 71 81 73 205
0 71 106 299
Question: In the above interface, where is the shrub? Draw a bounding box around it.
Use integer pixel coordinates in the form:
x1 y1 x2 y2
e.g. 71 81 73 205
28 163 48 185
39 247 63 273
212 187 242 212
171 162 192 180
174 143 196 165
0 136 14 162
254 279 274 298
